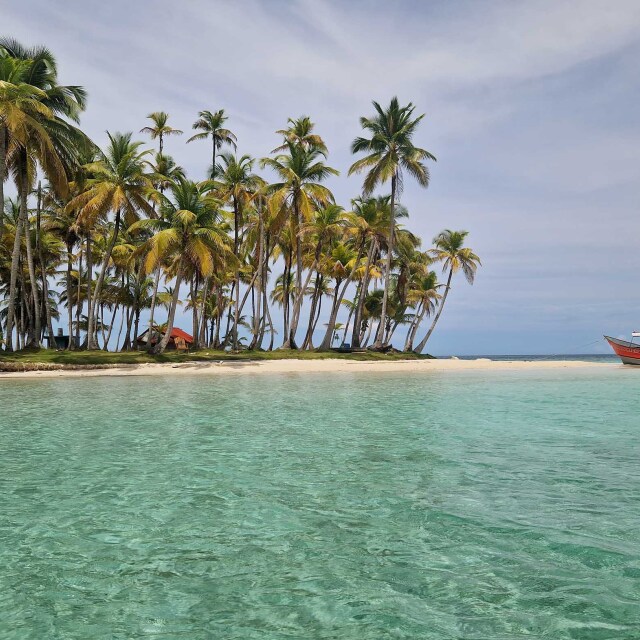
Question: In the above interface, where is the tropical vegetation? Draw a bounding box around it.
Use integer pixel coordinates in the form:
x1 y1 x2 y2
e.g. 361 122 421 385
0 38 480 355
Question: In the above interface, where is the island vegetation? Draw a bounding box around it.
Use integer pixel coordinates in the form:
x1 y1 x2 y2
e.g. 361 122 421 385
0 38 480 359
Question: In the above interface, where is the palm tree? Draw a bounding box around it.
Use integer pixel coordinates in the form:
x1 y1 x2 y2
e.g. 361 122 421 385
68 131 154 349
413 230 481 354
403 270 440 352
1 38 89 350
317 242 358 350
261 137 338 347
187 109 236 179
130 178 231 352
140 111 182 155
291 204 351 344
272 116 327 155
149 152 184 194
0 52 49 232
349 97 435 349
214 152 263 349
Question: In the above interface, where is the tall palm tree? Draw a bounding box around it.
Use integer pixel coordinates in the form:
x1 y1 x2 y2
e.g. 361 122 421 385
215 152 263 349
1 38 89 350
0 52 49 232
261 138 338 347
413 230 481 354
140 111 182 155
130 178 231 352
187 109 236 179
69 131 154 349
349 97 435 349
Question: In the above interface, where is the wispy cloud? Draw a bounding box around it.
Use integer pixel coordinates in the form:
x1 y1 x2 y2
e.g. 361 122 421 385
4 0 640 352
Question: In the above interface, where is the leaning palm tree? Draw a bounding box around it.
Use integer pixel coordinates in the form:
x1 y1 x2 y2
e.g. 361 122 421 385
187 109 236 179
130 178 232 352
140 111 182 155
413 230 481 354
403 270 441 352
349 97 435 349
68 131 154 349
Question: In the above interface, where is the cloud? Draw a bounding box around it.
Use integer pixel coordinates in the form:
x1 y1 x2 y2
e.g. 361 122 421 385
3 0 640 352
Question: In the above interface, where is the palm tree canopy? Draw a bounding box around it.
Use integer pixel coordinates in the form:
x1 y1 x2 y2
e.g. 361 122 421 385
348 96 436 196
140 111 183 140
272 115 327 155
430 229 481 284
187 109 237 149
69 131 155 229
130 178 231 278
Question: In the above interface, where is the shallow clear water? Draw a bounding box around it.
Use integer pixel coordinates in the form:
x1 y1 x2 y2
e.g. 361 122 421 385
1 367 639 639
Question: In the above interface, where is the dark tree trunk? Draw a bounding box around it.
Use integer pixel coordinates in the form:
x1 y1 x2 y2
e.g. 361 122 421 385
373 174 396 349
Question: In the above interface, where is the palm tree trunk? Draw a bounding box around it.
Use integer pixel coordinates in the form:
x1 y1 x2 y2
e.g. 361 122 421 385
133 308 141 350
87 210 121 349
75 245 82 347
36 184 54 346
341 300 356 347
414 269 453 354
373 174 396 349
318 244 365 351
362 320 374 347
319 277 355 350
157 263 183 353
85 236 92 342
352 240 376 348
4 192 24 351
250 208 265 349
0 123 6 232
404 302 425 352
287 197 304 348
311 283 324 338
104 302 120 349
281 248 292 348
66 242 74 350
146 265 161 352
199 277 210 347
302 274 322 349
115 306 126 351
232 196 240 350
289 242 321 347
214 284 223 348
16 155 40 348
122 304 134 351
100 303 108 348
191 275 199 349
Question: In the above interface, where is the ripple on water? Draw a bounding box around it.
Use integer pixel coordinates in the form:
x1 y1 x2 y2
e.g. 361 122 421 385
1 369 639 638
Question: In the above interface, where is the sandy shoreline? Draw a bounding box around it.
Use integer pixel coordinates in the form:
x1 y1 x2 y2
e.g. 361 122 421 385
0 358 616 379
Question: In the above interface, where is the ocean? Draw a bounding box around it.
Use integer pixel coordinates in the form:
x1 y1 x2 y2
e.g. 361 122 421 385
1 366 639 638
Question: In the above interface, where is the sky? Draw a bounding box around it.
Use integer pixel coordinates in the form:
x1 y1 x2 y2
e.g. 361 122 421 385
4 0 640 354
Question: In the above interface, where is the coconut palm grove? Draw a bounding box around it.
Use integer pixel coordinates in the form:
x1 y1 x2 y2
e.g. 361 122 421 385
0 38 481 355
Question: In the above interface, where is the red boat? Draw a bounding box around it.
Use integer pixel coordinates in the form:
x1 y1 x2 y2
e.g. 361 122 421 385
604 335 640 365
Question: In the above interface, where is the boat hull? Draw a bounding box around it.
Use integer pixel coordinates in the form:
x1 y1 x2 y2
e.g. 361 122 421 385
604 336 640 365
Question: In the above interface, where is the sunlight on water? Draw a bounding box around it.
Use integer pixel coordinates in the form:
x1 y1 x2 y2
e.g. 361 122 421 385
1 368 639 638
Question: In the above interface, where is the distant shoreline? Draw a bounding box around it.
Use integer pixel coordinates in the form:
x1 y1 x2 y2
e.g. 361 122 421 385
0 358 616 379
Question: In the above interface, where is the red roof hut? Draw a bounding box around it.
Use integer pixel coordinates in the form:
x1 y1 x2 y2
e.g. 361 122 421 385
136 327 194 349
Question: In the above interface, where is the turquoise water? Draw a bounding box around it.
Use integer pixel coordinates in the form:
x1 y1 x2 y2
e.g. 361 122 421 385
1 368 639 639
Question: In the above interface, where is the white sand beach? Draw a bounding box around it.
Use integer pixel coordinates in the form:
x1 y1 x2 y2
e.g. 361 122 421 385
0 358 616 379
